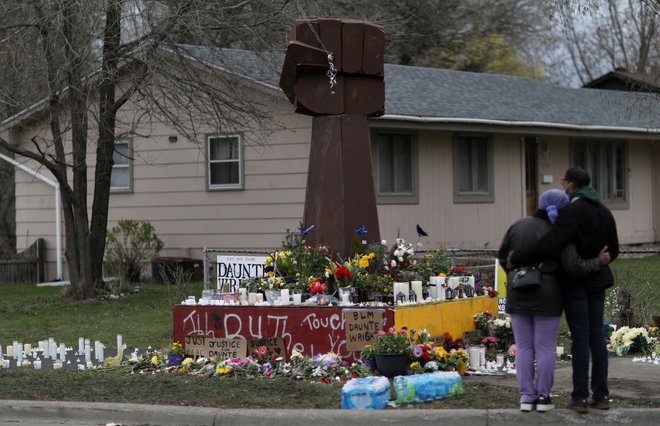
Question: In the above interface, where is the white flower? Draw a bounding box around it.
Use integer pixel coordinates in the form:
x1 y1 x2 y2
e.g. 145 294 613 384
398 256 404 262
381 240 387 245
391 260 397 267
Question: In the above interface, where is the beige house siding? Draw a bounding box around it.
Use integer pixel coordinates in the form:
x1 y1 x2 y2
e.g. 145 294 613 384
9 92 660 282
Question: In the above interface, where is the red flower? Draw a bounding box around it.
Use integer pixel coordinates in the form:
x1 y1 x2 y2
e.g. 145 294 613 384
335 265 353 282
422 351 431 360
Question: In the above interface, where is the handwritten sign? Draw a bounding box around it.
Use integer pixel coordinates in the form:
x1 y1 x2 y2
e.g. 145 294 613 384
216 255 267 292
247 337 287 360
343 309 385 352
184 335 247 359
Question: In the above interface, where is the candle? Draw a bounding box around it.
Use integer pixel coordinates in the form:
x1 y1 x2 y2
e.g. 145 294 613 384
496 354 505 365
280 289 290 306
24 343 32 353
248 292 257 305
411 281 423 302
43 341 50 359
97 344 104 362
292 293 302 305
2 359 9 368
117 334 123 351
238 288 248 303
59 343 66 362
50 341 57 360
12 341 18 359
256 293 264 303
78 363 86 370
6 345 14 358
79 337 85 354
478 346 486 367
16 344 23 363
34 359 42 369
53 361 63 370
84 347 91 363
341 293 350 304
0 345 2 358
556 346 564 357
468 347 480 369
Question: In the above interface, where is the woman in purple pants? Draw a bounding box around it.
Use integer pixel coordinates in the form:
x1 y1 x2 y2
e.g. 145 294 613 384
498 189 609 412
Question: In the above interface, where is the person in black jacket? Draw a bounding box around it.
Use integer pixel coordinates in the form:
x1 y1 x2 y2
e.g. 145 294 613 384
498 188 609 413
507 167 619 413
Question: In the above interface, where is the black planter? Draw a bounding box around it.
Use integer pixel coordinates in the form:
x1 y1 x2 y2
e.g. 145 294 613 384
374 353 408 378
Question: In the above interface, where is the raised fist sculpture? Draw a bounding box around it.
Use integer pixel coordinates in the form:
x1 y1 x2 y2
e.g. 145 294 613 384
280 19 385 257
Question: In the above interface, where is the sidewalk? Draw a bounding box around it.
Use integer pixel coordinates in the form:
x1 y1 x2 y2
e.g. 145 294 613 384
0 400 659 426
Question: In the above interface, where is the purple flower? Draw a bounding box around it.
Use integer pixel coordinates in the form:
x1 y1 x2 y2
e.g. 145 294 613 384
260 362 273 374
412 345 424 358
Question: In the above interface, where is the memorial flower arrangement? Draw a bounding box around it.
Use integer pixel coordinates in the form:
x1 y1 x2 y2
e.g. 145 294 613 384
609 326 656 356
372 327 411 355
491 316 514 351
407 330 469 375
481 336 498 350
124 348 371 383
474 311 494 336
167 341 185 356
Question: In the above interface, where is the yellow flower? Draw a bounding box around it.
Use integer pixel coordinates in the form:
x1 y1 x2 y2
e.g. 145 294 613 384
368 252 376 259
182 358 193 367
439 273 446 277
264 256 273 265
265 270 275 278
410 361 420 369
358 256 369 268
325 266 333 276
216 367 230 375
151 355 160 366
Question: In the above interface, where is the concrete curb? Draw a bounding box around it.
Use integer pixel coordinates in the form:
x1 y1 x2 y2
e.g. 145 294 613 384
1 400 659 426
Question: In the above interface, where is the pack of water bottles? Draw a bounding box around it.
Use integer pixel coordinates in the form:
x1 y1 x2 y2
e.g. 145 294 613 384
392 371 464 404
340 376 391 410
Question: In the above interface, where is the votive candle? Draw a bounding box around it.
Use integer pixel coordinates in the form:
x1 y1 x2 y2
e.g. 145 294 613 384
292 293 302 305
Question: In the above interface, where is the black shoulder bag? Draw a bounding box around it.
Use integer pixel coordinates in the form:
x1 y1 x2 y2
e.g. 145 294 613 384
510 264 543 292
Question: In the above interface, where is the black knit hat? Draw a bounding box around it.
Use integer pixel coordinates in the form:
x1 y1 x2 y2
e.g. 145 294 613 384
560 167 590 187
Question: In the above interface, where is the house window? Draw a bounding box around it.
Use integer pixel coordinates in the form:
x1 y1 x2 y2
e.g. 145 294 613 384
208 134 242 189
453 134 494 203
571 140 627 204
110 141 131 192
371 131 418 204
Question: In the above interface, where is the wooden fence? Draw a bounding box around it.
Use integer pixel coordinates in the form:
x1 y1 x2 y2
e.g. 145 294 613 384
0 239 45 283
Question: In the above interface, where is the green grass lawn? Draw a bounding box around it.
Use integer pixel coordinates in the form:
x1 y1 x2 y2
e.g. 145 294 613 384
0 281 204 350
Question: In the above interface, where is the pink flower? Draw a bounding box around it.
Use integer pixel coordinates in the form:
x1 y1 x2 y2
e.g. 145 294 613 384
257 346 268 357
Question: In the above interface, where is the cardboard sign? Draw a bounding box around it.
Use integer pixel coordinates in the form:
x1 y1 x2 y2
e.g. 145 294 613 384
247 337 287 360
343 309 385 352
216 255 267 292
184 336 247 359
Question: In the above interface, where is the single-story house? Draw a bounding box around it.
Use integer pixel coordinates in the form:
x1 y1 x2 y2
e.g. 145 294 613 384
3 48 660 281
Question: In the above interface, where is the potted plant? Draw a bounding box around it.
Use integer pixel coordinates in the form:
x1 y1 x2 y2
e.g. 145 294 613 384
167 341 185 366
371 327 411 378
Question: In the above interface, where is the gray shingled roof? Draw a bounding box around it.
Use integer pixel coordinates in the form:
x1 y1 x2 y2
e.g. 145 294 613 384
200 47 660 134
4 46 659 134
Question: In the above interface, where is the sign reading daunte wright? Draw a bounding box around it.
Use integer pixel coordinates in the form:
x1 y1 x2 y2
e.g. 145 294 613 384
216 255 267 292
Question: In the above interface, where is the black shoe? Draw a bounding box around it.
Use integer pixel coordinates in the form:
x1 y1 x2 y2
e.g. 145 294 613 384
567 399 588 414
536 396 555 412
589 397 610 410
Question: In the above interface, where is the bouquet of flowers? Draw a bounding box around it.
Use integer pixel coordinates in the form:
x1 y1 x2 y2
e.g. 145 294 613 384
167 341 185 356
609 326 656 356
372 327 411 355
474 311 494 336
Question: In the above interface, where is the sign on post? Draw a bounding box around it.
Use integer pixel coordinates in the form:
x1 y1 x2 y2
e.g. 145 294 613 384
216 255 267 292
343 309 385 352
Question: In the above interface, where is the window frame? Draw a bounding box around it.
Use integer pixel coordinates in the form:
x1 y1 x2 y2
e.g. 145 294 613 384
110 139 133 193
569 139 628 209
207 133 244 191
370 130 419 204
452 133 494 203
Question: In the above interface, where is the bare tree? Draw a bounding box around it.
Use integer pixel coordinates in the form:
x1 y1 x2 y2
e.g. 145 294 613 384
547 0 659 86
0 0 287 298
